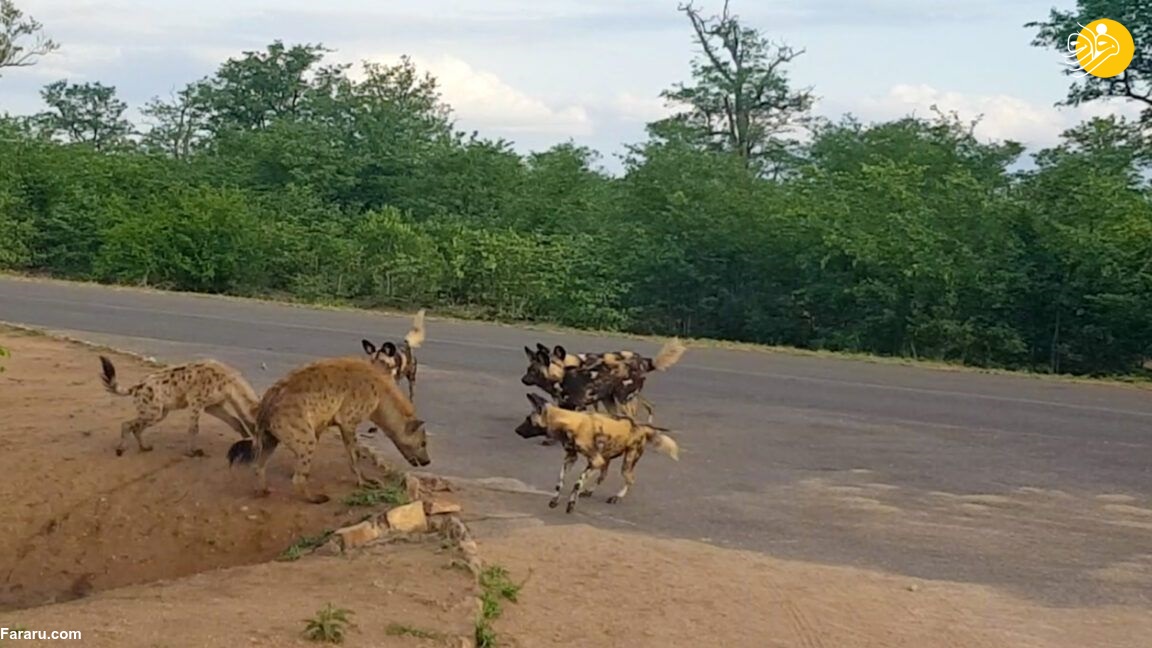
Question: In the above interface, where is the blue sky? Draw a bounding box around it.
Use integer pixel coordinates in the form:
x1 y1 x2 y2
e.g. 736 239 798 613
0 0 1139 171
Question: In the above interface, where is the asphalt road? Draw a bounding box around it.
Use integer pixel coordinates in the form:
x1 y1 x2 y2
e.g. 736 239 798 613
1 276 1150 607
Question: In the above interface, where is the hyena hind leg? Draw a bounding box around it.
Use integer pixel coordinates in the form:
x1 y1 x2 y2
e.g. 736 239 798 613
117 406 167 456
184 407 207 458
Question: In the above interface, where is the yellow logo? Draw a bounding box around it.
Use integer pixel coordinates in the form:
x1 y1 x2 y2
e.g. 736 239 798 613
1065 19 1134 79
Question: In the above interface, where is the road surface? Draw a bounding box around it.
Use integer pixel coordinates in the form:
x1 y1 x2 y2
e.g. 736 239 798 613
1 276 1149 607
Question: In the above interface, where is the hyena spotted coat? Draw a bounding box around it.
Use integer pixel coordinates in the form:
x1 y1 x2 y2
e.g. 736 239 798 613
99 355 260 458
226 355 430 504
362 309 426 401
515 392 680 514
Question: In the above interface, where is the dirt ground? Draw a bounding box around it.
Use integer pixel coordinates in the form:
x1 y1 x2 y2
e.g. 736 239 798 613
2 327 1151 648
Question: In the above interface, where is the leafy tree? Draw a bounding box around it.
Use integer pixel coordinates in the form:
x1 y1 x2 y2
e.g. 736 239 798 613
140 85 211 159
0 0 58 76
1026 0 1152 124
651 1 815 177
35 80 134 150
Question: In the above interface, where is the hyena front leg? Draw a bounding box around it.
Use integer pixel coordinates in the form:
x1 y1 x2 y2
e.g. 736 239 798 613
336 423 379 489
607 446 644 504
549 449 578 509
567 454 606 514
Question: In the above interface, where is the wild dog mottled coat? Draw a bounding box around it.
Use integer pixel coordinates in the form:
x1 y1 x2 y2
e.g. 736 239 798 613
520 338 686 422
227 355 430 504
515 392 680 514
362 309 426 401
99 355 260 458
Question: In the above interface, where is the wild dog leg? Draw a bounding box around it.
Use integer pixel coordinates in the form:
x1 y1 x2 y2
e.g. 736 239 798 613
607 446 643 504
567 455 605 513
579 457 611 498
549 449 578 508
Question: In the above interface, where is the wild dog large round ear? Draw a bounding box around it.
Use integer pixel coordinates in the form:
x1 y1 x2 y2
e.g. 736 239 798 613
535 343 549 355
524 345 537 360
526 392 548 411
381 342 398 357
361 340 378 356
552 345 567 359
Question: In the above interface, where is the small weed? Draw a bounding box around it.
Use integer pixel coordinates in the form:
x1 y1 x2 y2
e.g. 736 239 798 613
343 474 409 508
278 530 334 562
302 603 354 644
474 564 522 648
385 623 444 640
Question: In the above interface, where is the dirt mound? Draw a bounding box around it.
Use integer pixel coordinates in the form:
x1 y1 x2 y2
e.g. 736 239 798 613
8 543 477 647
0 329 410 611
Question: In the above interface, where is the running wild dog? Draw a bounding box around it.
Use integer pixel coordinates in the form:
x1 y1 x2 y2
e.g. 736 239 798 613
226 355 430 504
362 309 426 401
99 355 260 458
515 392 680 514
520 338 686 422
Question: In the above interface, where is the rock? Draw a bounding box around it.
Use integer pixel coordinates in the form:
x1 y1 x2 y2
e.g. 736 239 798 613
385 501 428 534
336 519 383 549
405 473 423 501
315 539 344 556
423 495 463 516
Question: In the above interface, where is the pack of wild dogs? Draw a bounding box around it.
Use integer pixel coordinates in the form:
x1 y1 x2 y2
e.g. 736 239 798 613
96 309 687 514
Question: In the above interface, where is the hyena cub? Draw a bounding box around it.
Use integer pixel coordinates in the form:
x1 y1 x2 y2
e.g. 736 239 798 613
99 355 260 458
227 355 431 504
361 309 426 401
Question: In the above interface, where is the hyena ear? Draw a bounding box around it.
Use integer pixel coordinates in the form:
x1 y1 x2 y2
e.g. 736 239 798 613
381 342 398 357
362 339 378 356
552 345 567 360
405 418 425 434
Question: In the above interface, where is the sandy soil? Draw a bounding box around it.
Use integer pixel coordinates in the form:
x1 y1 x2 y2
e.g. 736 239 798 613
3 327 1151 648
0 328 414 612
478 522 1152 648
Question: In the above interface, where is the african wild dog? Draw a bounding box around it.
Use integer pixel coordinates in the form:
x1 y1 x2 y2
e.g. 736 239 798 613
515 392 679 513
362 309 426 401
226 355 430 504
99 355 260 458
520 338 686 423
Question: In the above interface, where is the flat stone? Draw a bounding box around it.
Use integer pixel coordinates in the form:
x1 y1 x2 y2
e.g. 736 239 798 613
335 519 382 548
385 501 428 534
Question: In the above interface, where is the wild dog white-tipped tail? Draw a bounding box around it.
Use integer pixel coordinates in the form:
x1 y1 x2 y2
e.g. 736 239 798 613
405 309 427 348
649 431 680 460
652 338 686 371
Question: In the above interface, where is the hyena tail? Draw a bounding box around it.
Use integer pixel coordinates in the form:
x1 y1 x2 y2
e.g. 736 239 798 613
646 429 680 461
227 427 280 465
405 309 427 349
98 355 133 396
650 338 687 371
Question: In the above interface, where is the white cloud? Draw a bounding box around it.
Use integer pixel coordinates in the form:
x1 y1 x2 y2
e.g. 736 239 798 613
343 52 593 137
853 83 1144 148
607 92 674 123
